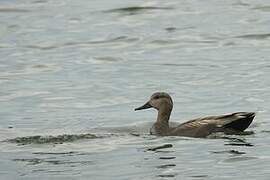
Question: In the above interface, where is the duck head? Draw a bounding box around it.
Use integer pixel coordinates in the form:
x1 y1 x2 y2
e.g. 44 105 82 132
135 92 173 111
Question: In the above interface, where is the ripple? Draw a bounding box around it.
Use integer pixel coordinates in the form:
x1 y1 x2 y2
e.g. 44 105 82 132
157 174 176 178
63 36 139 46
103 6 173 15
211 150 246 155
0 8 30 13
159 156 176 160
165 27 177 32
233 2 250 6
6 133 101 145
235 33 270 40
25 45 59 50
147 38 217 48
0 91 49 102
147 144 173 151
0 63 61 80
32 0 48 4
92 56 122 64
261 130 270 134
24 36 139 50
33 152 77 155
13 158 93 166
223 156 258 163
223 137 254 147
190 175 209 178
156 164 176 169
160 63 223 68
150 39 179 45
252 6 270 12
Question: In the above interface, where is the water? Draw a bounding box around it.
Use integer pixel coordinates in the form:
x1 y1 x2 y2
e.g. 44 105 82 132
1 0 270 179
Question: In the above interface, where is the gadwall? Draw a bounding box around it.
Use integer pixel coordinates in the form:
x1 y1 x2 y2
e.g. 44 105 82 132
135 92 255 138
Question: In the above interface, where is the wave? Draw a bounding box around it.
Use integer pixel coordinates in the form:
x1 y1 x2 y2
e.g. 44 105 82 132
5 133 101 145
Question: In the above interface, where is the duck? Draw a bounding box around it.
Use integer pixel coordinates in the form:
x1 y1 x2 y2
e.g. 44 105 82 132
135 92 255 138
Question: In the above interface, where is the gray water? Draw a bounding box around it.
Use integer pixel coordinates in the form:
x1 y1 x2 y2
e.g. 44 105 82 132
1 0 270 179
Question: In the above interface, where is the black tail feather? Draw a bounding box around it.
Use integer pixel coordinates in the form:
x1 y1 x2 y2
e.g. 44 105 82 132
224 112 255 131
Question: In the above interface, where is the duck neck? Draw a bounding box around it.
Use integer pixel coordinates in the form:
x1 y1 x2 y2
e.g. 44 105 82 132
154 105 172 135
157 107 171 124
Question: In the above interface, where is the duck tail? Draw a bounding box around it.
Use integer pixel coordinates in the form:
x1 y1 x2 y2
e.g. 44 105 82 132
224 112 256 131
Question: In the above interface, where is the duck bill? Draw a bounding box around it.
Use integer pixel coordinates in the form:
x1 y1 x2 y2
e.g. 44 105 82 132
135 102 152 111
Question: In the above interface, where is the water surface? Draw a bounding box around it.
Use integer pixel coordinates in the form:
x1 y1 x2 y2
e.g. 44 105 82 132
1 0 270 179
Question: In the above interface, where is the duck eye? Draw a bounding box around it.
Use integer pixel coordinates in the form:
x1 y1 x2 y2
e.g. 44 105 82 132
154 96 160 99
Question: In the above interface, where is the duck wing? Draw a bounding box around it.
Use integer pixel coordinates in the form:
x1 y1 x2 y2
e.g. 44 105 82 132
170 112 255 137
221 112 255 131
